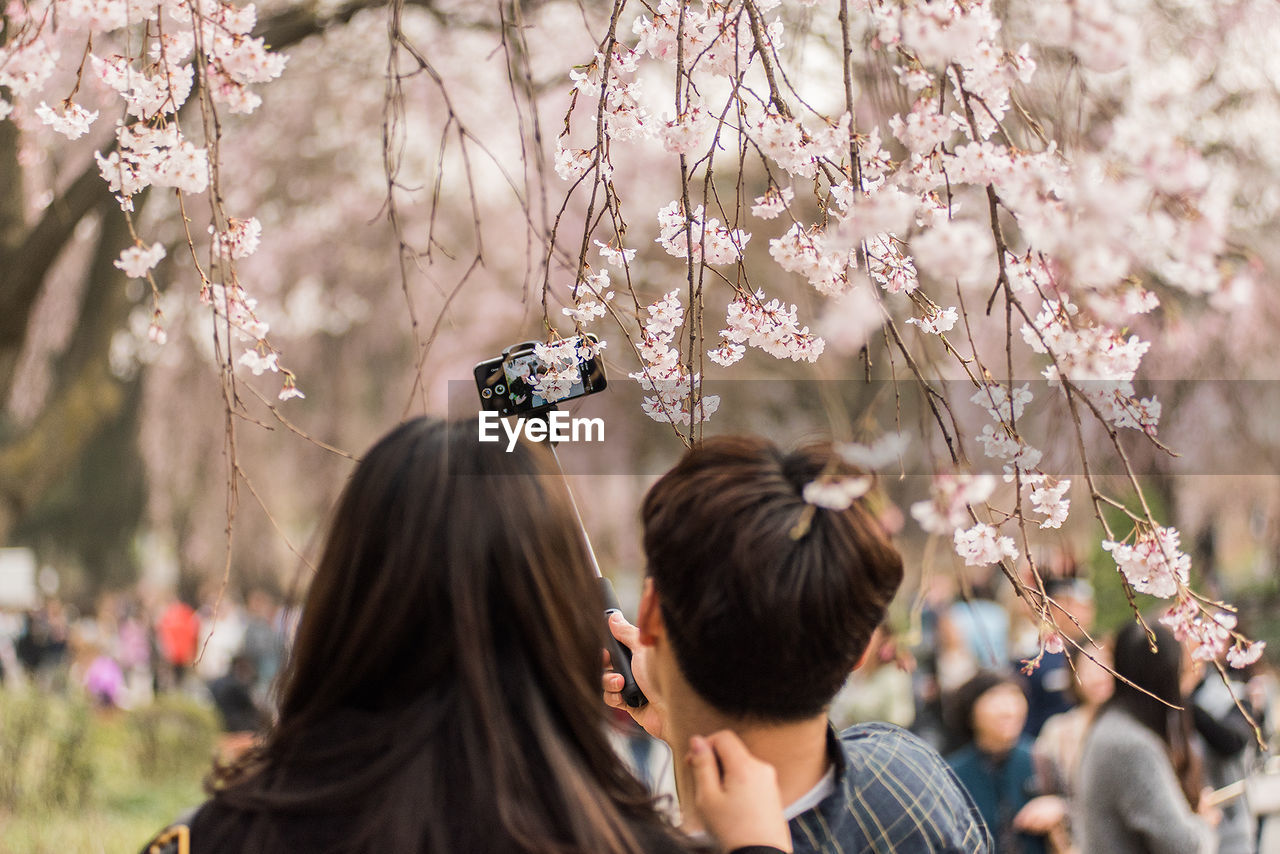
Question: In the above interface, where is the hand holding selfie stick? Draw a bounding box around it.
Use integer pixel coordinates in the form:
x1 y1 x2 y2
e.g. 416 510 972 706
538 409 648 709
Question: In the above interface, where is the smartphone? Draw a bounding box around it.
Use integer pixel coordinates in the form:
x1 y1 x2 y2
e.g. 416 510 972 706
474 335 607 417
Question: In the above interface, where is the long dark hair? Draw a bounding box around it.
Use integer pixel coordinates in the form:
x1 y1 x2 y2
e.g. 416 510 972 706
1104 620 1203 807
210 418 682 853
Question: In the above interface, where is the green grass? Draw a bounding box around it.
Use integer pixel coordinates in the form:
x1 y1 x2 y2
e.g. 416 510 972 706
0 688 219 854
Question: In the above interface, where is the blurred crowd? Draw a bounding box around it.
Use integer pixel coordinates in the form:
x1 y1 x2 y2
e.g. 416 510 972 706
828 564 1280 854
0 585 293 746
2 561 1278 854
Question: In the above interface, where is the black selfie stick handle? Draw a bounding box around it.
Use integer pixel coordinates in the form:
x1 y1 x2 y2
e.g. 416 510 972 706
600 577 648 708
541 421 648 709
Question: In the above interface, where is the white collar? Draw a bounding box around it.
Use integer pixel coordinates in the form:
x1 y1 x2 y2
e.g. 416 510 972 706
783 764 837 821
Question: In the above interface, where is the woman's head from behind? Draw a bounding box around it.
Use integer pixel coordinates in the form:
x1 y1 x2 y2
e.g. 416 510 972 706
1108 620 1182 739
233 418 665 854
281 417 602 725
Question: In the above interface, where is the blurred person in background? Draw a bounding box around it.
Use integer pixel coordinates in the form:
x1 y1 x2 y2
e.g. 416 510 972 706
81 642 125 709
116 595 155 708
946 671 1066 853
207 653 269 764
241 588 286 704
1021 577 1096 737
1076 621 1219 854
194 588 246 686
142 418 791 854
829 624 916 731
1189 643 1259 854
942 569 1010 676
154 594 199 693
1247 657 1280 854
16 597 70 689
1032 642 1114 854
907 574 956 752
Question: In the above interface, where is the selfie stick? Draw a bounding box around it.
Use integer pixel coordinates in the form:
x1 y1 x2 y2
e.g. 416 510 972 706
539 409 647 709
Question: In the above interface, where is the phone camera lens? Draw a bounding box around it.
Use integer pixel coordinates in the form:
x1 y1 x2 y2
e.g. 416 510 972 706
495 384 506 395
481 388 493 399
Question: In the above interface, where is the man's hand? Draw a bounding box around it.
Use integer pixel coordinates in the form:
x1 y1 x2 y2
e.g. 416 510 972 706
688 730 792 853
603 612 668 743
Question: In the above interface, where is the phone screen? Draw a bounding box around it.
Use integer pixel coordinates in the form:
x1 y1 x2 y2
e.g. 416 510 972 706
501 351 587 410
476 336 606 415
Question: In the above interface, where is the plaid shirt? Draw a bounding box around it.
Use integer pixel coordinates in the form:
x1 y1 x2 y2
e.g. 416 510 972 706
789 723 993 854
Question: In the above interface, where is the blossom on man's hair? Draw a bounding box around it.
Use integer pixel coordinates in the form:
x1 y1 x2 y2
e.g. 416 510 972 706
803 476 872 511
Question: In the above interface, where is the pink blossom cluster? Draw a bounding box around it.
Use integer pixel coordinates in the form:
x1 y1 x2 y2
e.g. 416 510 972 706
34 101 99 139
953 521 1019 566
971 383 1033 424
655 201 750 266
1102 527 1190 599
800 433 907 512
202 283 270 345
554 144 599 182
910 473 997 535
632 0 777 79
1162 597 1265 669
864 235 919 295
531 337 597 404
1026 477 1070 529
660 105 716 156
594 240 636 270
1020 297 1161 433
563 269 615 325
96 123 210 207
720 290 824 363
211 217 263 260
628 291 720 425
905 305 956 335
752 110 851 181
750 186 793 221
975 424 1042 476
114 242 166 278
768 223 857 296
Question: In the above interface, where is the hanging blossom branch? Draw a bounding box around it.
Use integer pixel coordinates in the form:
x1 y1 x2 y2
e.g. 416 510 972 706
538 0 1270 679
1 0 296 397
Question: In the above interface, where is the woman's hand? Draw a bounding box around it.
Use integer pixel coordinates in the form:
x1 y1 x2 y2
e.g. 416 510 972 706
1012 795 1067 835
687 730 792 854
1197 788 1223 827
602 612 668 743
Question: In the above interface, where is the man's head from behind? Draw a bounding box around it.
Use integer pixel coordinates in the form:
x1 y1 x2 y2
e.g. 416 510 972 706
641 435 904 723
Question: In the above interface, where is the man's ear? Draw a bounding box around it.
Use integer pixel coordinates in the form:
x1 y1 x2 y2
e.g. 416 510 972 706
637 577 665 647
851 646 871 672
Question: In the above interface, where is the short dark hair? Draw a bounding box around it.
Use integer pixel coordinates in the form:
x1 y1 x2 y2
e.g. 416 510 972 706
642 435 904 721
946 670 1023 746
